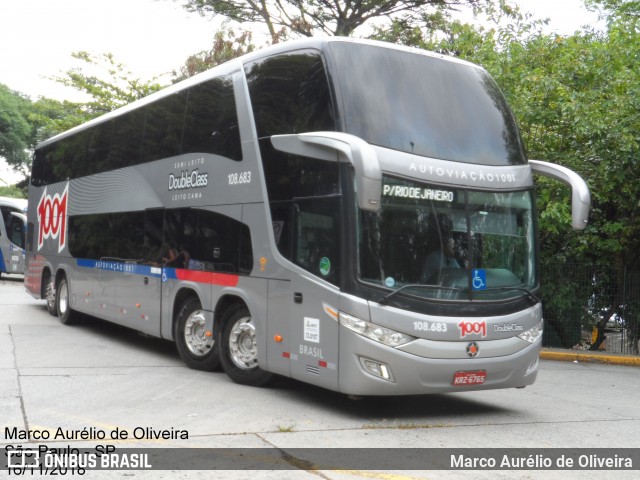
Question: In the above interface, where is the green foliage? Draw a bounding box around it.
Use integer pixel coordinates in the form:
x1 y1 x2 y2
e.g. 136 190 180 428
51 52 164 114
0 185 26 198
1 52 166 178
179 0 485 42
380 0 640 271
0 84 32 174
173 27 256 81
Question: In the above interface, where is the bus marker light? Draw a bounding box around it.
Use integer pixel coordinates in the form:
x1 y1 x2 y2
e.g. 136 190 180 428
322 303 338 321
319 360 327 368
205 331 213 337
274 335 283 342
282 352 290 358
136 303 141 308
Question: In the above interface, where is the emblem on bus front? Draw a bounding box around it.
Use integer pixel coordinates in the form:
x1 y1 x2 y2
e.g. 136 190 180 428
466 342 479 358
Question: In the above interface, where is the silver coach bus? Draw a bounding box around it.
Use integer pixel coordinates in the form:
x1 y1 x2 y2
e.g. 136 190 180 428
25 38 589 396
0 196 27 277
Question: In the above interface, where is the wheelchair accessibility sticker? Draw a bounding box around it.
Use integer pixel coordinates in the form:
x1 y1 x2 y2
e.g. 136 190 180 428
472 269 486 290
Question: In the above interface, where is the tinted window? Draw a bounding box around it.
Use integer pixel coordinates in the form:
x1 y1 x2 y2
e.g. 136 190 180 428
164 208 252 274
110 109 145 169
1 206 22 228
257 146 340 272
245 51 335 137
140 91 187 163
31 76 242 186
68 210 162 263
246 51 339 273
257 140 340 202
329 42 526 166
292 197 341 285
270 195 341 286
182 77 242 160
85 121 115 177
68 208 251 274
8 216 25 248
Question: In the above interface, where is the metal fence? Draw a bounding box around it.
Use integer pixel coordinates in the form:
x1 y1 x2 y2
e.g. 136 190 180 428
540 264 640 355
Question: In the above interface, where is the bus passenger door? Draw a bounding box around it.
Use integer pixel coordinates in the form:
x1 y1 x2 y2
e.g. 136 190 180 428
113 209 164 336
285 197 342 391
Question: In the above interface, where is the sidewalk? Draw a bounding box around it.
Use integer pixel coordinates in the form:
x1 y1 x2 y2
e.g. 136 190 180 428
540 347 640 367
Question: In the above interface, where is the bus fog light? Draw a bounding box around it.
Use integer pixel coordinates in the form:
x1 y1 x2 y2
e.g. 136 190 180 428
339 312 414 347
518 320 543 344
359 357 394 382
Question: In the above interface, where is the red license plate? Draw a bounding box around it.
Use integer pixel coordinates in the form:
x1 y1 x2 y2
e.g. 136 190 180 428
452 370 487 386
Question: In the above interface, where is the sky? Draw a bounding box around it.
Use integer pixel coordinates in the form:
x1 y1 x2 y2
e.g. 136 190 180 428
0 0 602 185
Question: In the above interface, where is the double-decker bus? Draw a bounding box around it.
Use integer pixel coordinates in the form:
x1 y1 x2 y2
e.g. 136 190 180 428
25 38 590 395
0 196 27 277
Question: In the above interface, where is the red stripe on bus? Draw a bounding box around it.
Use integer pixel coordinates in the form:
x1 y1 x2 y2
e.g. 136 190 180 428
174 269 239 287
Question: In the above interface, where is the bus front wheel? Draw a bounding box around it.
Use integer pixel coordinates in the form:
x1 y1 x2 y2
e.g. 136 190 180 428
175 297 220 371
219 305 272 387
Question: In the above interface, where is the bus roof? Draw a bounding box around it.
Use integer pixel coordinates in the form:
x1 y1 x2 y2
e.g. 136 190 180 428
35 37 482 151
0 196 28 212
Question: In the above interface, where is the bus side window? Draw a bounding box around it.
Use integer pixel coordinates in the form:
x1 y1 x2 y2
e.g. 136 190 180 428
164 208 253 275
293 197 340 285
140 92 188 164
8 217 25 249
182 76 242 161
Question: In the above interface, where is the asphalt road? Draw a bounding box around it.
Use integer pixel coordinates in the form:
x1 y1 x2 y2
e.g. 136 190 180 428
1 274 639 479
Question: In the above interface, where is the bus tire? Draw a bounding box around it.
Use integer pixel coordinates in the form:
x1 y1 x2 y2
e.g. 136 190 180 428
56 276 79 325
45 275 57 316
175 297 220 371
219 305 273 387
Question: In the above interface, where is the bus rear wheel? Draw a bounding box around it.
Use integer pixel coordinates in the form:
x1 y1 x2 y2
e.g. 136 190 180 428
219 305 272 387
45 275 57 316
175 297 220 371
56 276 79 324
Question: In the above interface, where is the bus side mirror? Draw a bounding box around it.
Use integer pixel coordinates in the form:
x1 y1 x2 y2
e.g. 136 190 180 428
529 159 590 230
271 132 382 212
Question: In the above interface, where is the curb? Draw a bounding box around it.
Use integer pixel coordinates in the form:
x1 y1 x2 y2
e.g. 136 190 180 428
540 349 640 367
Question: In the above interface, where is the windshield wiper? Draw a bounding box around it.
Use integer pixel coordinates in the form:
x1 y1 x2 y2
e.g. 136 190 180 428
378 284 464 305
478 286 540 305
378 284 540 306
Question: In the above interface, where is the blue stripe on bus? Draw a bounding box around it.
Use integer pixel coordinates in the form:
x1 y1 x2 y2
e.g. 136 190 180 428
75 258 239 286
76 258 163 277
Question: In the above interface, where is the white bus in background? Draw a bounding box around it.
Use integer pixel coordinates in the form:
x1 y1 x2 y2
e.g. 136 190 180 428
26 38 590 396
0 196 27 278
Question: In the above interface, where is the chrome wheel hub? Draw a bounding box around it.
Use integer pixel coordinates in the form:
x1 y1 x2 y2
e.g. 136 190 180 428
229 317 258 370
184 310 214 356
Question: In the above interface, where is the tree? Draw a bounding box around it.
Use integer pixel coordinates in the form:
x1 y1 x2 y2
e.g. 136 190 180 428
173 27 256 81
52 51 164 115
0 84 32 176
0 185 26 198
1 52 166 180
376 0 640 349
178 0 486 42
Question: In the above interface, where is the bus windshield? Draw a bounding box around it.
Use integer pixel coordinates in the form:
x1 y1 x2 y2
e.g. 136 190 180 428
358 177 536 302
328 42 526 166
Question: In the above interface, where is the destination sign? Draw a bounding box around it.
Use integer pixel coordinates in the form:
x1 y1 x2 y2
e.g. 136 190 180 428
382 184 455 202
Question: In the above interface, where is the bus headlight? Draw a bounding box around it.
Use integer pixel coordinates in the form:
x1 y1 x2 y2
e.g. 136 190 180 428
339 312 415 347
518 320 543 344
